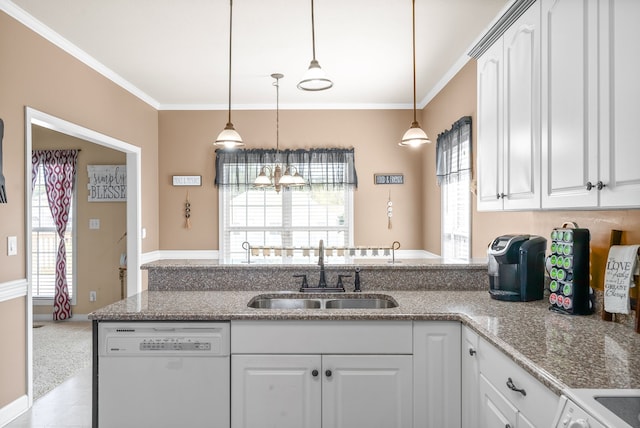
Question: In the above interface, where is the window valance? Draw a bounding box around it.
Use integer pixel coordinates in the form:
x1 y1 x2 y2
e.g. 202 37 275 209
436 116 472 186
215 148 358 190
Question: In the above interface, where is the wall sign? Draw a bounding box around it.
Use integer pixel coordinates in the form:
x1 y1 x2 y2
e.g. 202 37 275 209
87 165 126 202
374 174 404 185
172 175 202 186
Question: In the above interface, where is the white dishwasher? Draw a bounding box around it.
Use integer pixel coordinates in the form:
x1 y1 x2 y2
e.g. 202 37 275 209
97 322 230 428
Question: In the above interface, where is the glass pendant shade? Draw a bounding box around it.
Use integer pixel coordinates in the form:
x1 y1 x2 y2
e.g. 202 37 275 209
400 121 431 147
215 122 243 148
297 59 333 91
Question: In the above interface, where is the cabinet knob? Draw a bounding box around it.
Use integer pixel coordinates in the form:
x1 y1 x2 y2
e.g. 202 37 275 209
311 369 319 377
585 181 594 191
506 377 526 396
469 348 476 356
325 370 332 378
505 425 511 428
597 181 606 190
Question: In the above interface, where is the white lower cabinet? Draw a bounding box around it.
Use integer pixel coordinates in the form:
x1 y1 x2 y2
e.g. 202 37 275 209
413 322 461 428
231 354 321 428
231 354 412 428
476 336 559 428
230 320 413 428
461 326 479 428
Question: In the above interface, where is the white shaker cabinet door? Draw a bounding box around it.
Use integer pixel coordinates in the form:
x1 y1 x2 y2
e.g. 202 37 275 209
413 321 461 428
598 0 640 207
461 326 479 428
479 374 517 428
502 1 540 210
322 355 413 428
541 0 599 208
231 354 321 428
477 38 504 211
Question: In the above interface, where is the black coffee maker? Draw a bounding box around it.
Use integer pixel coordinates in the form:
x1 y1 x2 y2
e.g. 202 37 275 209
488 234 547 301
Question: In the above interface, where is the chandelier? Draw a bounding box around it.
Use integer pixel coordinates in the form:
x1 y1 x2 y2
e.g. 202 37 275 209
254 74 306 192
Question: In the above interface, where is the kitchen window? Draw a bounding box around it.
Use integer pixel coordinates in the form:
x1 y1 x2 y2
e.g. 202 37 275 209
31 163 76 301
437 117 472 259
216 148 357 262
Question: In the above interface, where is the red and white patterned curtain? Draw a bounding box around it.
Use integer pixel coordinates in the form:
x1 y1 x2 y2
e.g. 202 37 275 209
32 150 78 321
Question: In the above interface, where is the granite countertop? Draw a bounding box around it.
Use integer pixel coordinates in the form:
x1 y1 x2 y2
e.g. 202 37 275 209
89 289 640 396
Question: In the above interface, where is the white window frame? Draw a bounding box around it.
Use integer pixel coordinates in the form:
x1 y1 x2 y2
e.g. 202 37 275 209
31 163 77 305
219 185 354 263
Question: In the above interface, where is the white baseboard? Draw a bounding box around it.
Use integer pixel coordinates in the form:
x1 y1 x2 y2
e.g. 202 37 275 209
0 394 29 427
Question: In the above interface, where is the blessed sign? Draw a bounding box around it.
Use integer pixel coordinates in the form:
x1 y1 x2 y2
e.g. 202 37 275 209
87 165 126 202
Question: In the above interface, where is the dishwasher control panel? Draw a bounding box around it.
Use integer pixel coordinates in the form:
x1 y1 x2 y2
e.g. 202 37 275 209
99 322 230 357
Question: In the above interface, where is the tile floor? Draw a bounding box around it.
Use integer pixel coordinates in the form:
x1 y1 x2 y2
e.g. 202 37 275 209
6 367 92 428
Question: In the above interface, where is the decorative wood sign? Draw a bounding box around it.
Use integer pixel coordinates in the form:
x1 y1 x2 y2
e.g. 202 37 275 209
172 175 202 186
374 174 404 185
87 165 126 202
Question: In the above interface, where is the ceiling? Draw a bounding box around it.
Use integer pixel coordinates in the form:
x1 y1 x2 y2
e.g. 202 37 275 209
8 0 510 110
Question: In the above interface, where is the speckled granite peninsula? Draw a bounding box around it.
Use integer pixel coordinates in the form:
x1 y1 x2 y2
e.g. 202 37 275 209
90 258 640 398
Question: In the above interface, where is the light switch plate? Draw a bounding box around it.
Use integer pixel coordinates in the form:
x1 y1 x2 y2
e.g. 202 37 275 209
89 219 100 230
7 236 17 256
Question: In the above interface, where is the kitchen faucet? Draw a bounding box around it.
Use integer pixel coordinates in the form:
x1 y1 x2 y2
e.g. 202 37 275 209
318 239 327 287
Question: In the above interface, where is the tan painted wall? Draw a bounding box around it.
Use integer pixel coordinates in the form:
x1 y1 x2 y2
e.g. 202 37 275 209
421 60 640 293
0 298 26 408
158 109 424 250
32 126 127 316
0 11 159 408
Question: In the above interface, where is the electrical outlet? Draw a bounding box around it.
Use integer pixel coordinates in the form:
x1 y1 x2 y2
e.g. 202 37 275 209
89 219 100 230
89 291 97 302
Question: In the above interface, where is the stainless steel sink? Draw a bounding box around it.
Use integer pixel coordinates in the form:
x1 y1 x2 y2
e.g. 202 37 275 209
247 294 398 310
248 297 322 309
324 298 398 309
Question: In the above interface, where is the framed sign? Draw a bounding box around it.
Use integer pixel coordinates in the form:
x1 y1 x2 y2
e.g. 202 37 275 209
87 165 126 202
172 175 202 186
374 174 404 185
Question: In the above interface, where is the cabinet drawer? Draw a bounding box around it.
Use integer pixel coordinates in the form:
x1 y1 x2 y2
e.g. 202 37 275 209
231 320 413 354
478 338 558 427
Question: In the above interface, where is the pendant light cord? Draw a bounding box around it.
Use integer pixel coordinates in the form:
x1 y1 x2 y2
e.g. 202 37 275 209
411 0 417 124
275 77 280 152
310 0 317 60
227 0 234 124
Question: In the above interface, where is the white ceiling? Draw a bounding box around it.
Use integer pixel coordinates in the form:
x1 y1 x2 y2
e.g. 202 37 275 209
8 0 510 110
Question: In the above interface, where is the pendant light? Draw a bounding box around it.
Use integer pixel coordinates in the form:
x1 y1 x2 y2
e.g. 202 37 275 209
400 0 431 147
214 0 244 148
254 74 306 192
297 0 333 91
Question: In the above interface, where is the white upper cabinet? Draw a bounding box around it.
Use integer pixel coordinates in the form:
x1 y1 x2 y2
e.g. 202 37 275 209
598 0 640 207
541 0 599 208
477 1 541 211
542 0 640 208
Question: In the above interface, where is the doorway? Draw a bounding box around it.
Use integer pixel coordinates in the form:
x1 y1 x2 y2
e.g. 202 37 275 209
24 107 142 405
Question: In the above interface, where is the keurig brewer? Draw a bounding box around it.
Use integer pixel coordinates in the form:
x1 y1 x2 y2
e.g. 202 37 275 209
488 234 547 301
